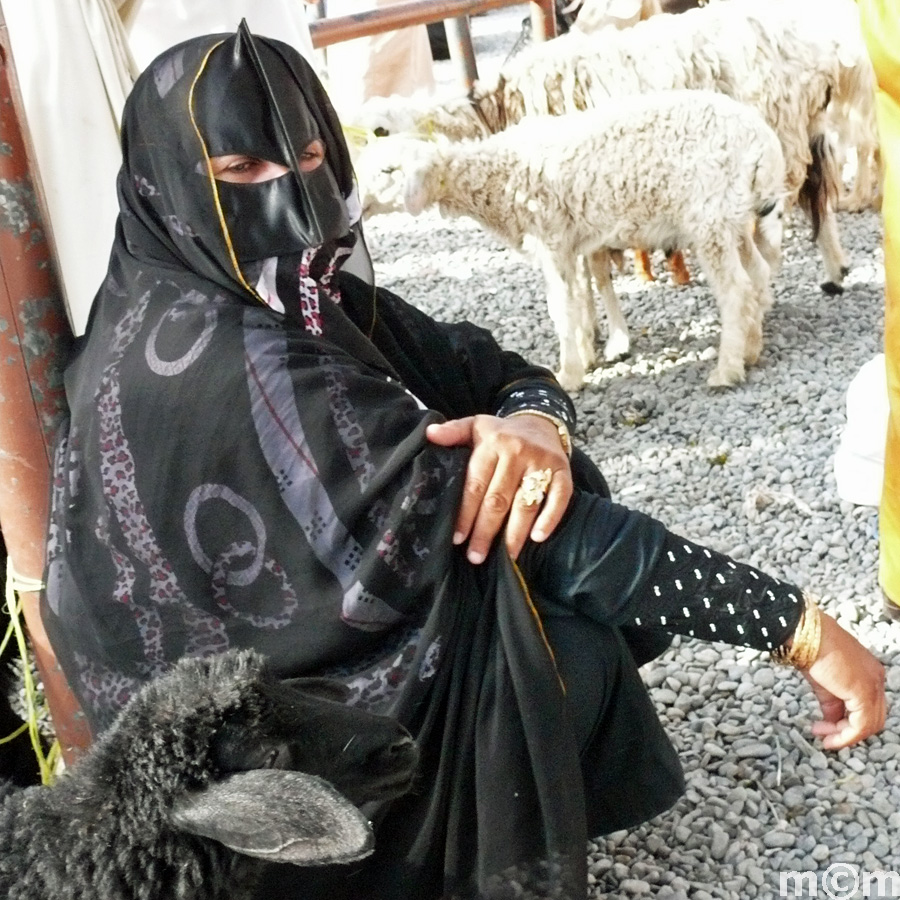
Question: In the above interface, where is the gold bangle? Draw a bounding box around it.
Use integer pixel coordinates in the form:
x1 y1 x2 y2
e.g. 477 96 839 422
505 409 572 457
772 593 822 670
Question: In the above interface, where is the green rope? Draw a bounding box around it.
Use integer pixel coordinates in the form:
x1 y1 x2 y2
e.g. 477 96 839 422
0 720 27 745
3 562 60 785
0 601 19 659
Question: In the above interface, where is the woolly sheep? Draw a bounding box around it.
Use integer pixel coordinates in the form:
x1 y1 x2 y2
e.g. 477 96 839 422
353 0 874 293
360 91 785 390
0 649 417 900
568 0 881 214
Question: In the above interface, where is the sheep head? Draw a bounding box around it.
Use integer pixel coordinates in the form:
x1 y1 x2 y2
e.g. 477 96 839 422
353 134 443 219
350 93 490 142
95 650 418 868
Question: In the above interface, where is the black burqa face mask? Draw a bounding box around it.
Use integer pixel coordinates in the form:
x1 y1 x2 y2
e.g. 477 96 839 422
191 22 349 263
116 22 373 299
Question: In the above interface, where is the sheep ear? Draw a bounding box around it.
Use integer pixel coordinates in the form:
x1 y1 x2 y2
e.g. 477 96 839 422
170 770 374 866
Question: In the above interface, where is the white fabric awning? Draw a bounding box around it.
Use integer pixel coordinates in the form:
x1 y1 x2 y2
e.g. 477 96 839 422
2 0 315 335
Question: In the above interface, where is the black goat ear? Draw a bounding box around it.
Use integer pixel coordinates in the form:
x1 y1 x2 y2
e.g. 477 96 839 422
170 770 374 865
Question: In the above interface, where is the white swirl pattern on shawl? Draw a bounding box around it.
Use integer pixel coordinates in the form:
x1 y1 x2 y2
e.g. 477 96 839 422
96 291 230 668
183 483 301 628
144 289 219 375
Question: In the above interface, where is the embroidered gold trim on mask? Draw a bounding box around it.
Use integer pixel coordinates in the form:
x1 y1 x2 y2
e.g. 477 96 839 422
188 41 265 303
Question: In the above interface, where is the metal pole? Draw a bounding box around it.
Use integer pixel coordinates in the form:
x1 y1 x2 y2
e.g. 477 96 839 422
0 16 91 764
445 14 478 90
309 0 555 47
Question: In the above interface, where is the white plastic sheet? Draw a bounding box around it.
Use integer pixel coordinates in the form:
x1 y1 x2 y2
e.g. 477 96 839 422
323 0 435 118
3 0 137 335
1 0 316 336
833 354 889 506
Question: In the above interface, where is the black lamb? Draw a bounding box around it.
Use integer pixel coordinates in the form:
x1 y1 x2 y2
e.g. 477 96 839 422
0 649 418 899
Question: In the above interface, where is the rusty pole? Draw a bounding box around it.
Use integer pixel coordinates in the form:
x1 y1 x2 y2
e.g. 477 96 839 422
0 15 91 764
310 0 556 49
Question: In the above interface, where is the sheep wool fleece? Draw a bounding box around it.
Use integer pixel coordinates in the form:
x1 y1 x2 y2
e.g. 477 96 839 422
40 28 684 900
859 0 900 615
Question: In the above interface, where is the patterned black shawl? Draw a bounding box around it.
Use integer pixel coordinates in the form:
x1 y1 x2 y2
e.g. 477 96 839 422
42 29 682 899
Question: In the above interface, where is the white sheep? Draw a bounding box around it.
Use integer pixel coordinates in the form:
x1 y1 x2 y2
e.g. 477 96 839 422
353 0 874 293
567 0 881 214
361 90 786 390
0 650 418 900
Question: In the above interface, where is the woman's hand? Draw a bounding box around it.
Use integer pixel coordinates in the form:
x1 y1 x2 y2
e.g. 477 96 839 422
801 611 886 749
425 414 573 564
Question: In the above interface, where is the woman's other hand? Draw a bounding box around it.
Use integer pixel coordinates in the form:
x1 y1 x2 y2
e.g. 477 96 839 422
801 612 887 749
425 414 573 564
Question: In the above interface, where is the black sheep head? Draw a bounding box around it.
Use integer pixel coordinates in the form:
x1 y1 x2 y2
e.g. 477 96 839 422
99 650 418 867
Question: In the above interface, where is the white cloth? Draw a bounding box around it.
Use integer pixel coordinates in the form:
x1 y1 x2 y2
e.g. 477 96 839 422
124 0 317 71
833 354 889 506
322 0 435 118
3 0 138 335
2 0 316 336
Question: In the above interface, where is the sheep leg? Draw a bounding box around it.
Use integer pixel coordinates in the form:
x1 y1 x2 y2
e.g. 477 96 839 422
696 239 755 387
666 249 691 286
633 248 655 282
587 249 630 361
816 202 850 294
538 247 595 391
609 249 627 273
839 145 880 212
753 200 784 277
738 228 773 367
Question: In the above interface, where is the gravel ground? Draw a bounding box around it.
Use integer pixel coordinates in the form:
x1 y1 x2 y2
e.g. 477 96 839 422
361 9 900 899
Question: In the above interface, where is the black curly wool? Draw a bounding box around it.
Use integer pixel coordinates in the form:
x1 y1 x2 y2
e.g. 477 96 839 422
0 652 276 900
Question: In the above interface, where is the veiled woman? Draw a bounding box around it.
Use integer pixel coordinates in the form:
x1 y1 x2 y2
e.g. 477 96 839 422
42 23 885 900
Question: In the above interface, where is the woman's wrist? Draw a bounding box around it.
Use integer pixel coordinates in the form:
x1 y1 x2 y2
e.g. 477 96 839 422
494 378 577 435
772 592 823 669
504 409 572 457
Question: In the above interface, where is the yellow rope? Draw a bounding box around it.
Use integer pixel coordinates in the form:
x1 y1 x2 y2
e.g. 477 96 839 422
3 561 60 785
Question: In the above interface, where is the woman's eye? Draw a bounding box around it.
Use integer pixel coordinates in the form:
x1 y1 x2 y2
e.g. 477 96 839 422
298 140 325 172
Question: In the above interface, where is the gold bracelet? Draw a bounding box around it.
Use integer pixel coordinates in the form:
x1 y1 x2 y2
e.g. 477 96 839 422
772 592 822 670
505 409 572 457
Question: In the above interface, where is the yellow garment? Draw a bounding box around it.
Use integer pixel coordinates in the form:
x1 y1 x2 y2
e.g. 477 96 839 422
859 0 900 606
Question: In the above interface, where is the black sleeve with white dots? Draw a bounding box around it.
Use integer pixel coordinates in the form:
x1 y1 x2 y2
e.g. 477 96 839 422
520 493 804 653
627 531 804 651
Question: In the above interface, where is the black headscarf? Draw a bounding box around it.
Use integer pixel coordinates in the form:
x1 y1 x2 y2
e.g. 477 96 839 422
43 26 682 899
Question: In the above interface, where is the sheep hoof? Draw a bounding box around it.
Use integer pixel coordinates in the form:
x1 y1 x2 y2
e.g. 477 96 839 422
603 334 631 362
555 368 586 392
840 265 851 278
820 281 844 296
707 366 744 389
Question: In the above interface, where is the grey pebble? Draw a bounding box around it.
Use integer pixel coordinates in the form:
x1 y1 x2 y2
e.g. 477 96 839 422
734 742 773 759
763 832 797 849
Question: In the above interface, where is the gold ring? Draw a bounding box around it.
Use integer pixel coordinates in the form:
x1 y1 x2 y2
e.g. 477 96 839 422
520 468 553 506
